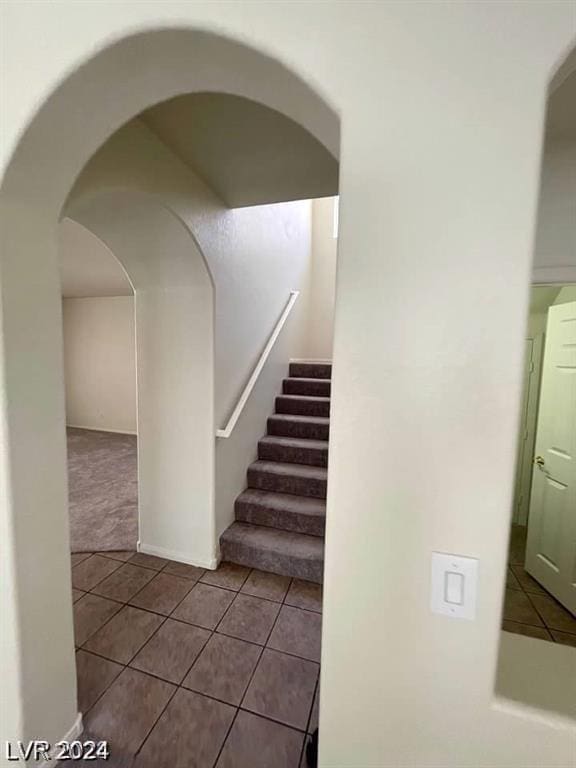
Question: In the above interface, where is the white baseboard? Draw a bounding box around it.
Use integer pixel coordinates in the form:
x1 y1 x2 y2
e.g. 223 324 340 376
137 541 219 570
46 713 83 761
67 424 137 436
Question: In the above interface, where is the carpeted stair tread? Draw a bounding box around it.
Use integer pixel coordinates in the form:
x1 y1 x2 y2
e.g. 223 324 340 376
235 488 325 537
275 394 330 417
247 460 327 499
220 522 324 583
268 414 329 440
258 435 328 467
283 377 331 397
289 361 332 379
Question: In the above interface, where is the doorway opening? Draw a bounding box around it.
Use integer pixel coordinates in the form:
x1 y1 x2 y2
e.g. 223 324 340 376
505 283 576 645
0 28 340 764
60 218 139 557
495 48 575 721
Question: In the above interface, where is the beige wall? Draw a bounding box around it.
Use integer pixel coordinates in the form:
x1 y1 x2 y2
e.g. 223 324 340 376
1 5 576 767
62 297 136 434
307 197 337 358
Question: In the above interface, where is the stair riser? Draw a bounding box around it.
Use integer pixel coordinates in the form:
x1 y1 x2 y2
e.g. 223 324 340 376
235 499 325 537
258 441 328 468
220 538 323 583
289 362 331 380
268 418 329 441
283 378 331 397
275 396 330 418
247 468 327 499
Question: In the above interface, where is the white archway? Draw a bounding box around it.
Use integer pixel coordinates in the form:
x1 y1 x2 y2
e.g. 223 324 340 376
0 28 339 746
68 189 215 568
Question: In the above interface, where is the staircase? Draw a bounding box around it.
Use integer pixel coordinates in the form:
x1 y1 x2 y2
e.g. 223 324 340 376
220 361 330 583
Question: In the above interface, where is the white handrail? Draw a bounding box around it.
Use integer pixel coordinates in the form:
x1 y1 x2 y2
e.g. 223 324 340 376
216 290 300 439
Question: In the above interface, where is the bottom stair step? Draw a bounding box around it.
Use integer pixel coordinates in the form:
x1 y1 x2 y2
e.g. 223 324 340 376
220 522 324 584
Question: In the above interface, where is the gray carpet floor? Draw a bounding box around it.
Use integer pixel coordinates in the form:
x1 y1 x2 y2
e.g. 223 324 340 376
67 428 138 552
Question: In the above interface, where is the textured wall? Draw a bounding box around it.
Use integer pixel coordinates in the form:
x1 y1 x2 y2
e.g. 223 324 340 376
307 197 337 358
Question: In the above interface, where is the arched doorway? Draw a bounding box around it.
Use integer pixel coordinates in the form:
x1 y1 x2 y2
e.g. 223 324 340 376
67 190 215 566
0 27 339 749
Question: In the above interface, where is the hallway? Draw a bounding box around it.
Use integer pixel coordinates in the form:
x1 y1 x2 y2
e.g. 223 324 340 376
72 553 322 767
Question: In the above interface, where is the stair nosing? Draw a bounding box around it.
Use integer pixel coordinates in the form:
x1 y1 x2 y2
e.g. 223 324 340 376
277 394 330 402
259 435 328 449
268 414 329 424
249 459 327 476
284 377 331 383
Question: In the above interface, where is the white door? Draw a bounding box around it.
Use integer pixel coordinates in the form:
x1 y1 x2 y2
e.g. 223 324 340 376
525 301 576 615
512 336 544 525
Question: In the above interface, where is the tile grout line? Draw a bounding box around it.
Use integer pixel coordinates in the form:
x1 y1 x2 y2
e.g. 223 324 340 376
523 590 557 638
210 706 240 768
74 649 125 720
299 675 320 767
131 674 180 764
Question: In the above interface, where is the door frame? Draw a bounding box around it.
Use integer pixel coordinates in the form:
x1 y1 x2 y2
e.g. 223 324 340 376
513 333 544 526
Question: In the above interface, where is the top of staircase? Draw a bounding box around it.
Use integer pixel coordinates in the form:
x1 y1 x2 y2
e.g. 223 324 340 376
289 361 332 379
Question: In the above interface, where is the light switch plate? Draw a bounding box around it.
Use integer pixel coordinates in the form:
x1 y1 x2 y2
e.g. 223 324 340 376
431 552 478 620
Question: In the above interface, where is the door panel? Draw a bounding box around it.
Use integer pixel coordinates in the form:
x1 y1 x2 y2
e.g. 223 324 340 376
537 475 564 568
525 301 576 615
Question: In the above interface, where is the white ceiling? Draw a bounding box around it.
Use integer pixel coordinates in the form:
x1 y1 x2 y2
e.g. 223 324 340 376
59 218 133 298
141 93 339 208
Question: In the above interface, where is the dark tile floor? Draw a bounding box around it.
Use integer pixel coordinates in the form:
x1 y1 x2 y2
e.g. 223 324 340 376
503 525 576 646
68 526 575 766
71 551 322 768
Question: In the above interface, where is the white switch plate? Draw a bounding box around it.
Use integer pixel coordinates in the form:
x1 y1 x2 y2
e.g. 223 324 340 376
431 552 478 620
